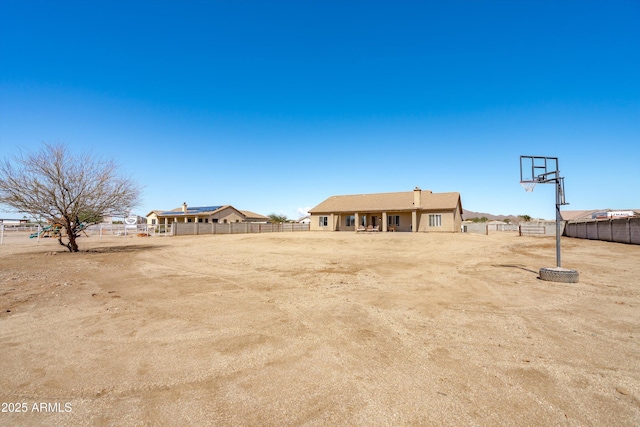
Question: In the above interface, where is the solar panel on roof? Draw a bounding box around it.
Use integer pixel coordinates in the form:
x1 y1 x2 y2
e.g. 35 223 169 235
158 206 223 215
192 206 222 212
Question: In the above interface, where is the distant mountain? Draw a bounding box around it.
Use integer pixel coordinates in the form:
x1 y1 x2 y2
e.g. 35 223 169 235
464 208 640 223
462 209 525 223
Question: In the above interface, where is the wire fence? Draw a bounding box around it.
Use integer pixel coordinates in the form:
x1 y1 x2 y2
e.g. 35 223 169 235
0 223 159 244
462 221 557 236
0 222 310 244
462 223 520 234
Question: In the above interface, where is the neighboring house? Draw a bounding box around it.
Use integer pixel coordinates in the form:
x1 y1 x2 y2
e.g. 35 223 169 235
240 210 270 223
560 210 603 222
561 209 639 221
309 187 463 232
0 218 28 225
297 216 311 224
146 203 267 226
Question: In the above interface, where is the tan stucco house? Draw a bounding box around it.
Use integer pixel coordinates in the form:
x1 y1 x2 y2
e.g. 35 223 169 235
240 210 271 223
309 187 463 232
146 203 269 226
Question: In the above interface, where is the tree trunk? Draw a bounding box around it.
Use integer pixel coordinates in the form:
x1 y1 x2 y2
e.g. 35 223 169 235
58 218 79 252
67 230 79 252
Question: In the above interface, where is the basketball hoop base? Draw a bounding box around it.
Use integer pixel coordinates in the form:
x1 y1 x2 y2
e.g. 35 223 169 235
539 267 579 283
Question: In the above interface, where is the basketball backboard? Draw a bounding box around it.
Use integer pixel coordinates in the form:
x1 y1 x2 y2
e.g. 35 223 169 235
519 155 560 184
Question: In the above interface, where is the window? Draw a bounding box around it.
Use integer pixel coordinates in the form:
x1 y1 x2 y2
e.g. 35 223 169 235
198 218 203 223
429 214 442 227
388 215 400 226
346 215 355 226
212 218 219 223
319 216 328 227
151 219 156 225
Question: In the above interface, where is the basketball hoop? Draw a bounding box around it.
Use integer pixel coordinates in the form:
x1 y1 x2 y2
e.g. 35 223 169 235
518 155 578 282
520 181 537 192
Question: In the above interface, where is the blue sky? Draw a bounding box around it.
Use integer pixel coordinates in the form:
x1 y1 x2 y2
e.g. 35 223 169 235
1 0 638 220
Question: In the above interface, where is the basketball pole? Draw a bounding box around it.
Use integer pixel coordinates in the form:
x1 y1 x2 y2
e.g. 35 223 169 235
555 178 562 268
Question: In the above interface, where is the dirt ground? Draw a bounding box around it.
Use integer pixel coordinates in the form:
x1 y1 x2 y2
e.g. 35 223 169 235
0 231 639 426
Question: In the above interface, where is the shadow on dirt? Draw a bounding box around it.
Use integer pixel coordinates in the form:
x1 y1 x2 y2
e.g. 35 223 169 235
493 264 539 274
83 245 163 254
31 245 164 255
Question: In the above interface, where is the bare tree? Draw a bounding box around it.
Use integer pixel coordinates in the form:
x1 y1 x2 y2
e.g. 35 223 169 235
0 142 141 252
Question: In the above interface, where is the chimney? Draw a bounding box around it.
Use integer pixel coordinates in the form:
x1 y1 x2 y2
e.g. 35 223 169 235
413 187 421 208
182 202 187 213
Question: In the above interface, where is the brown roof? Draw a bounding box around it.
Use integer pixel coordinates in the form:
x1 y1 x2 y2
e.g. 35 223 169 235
561 209 640 221
240 210 269 220
560 210 600 221
147 205 236 218
309 190 462 214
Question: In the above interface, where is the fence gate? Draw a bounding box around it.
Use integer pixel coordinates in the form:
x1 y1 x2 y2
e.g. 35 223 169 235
519 224 546 236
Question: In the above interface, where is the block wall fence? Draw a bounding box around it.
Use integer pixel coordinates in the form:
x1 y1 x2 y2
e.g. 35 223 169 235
564 217 640 245
172 222 310 236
